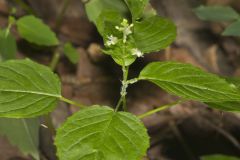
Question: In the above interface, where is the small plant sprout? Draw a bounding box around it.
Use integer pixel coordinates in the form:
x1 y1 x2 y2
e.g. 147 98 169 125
115 18 134 43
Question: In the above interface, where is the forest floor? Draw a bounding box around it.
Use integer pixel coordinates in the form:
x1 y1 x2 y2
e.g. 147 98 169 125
0 0 240 160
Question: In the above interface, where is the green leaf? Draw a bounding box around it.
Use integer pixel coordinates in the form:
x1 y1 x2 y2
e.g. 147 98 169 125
0 118 40 160
222 20 240 36
63 43 80 64
0 29 17 60
225 77 240 88
85 0 128 24
206 77 240 112
201 154 240 160
133 16 177 53
96 10 123 38
139 61 240 102
0 59 61 118
124 0 149 20
55 106 149 160
206 101 240 112
194 5 239 22
16 15 59 46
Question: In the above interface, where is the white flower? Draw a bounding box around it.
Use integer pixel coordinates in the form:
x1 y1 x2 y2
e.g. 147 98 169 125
115 19 134 43
131 48 143 57
106 35 118 46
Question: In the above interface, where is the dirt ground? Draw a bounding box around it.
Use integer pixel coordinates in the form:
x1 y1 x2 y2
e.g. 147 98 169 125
0 0 240 160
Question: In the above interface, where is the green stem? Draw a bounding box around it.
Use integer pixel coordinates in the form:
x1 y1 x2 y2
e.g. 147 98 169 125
115 97 123 112
50 52 60 70
138 100 185 119
4 16 15 38
115 65 130 112
60 96 85 108
122 66 129 111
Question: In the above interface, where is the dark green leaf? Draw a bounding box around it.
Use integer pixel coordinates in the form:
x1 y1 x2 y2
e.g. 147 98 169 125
194 5 239 22
0 118 40 160
16 15 59 46
55 106 149 160
133 16 177 53
0 29 17 60
85 0 128 24
201 154 240 160
222 20 240 36
124 0 149 20
139 61 240 102
0 59 61 118
63 43 80 64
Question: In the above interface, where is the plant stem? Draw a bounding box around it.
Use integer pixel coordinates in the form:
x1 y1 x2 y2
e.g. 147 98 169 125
50 52 60 70
115 97 123 112
122 66 129 111
60 96 85 108
138 99 185 119
115 65 130 112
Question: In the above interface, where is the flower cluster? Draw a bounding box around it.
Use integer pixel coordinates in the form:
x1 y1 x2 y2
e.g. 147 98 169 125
115 19 134 43
105 19 143 58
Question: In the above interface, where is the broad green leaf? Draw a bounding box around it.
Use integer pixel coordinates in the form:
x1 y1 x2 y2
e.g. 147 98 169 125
0 39 40 160
194 5 239 22
139 61 240 102
222 20 240 36
0 59 61 118
85 0 128 24
55 106 149 160
16 15 59 46
201 154 240 160
63 43 80 64
206 77 240 112
0 29 17 60
0 118 40 160
133 16 177 53
124 0 149 20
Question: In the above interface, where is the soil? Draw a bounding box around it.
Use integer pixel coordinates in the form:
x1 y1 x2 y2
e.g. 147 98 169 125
0 0 240 160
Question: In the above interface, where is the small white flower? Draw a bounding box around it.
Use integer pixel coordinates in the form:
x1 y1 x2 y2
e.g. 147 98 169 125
131 48 143 57
106 35 118 46
115 19 134 43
